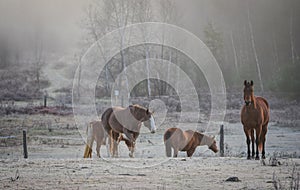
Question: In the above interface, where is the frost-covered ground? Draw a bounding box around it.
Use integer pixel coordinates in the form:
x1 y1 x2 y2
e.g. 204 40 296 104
0 103 299 189
0 157 299 189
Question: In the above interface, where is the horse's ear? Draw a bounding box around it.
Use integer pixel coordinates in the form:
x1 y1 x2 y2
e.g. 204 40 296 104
129 105 135 113
244 80 247 86
211 135 215 139
250 80 253 86
146 109 149 114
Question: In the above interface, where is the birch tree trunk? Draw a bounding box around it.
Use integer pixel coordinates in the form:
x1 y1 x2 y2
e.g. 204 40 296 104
230 31 239 78
290 8 295 64
247 7 264 92
146 46 151 97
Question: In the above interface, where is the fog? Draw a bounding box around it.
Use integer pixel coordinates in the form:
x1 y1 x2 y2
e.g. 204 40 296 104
0 0 299 95
0 0 88 55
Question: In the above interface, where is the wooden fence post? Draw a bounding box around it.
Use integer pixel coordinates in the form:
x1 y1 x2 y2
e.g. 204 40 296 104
23 130 28 159
220 125 224 157
44 94 47 107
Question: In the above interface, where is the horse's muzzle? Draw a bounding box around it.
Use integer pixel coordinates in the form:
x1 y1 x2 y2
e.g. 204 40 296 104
245 101 251 106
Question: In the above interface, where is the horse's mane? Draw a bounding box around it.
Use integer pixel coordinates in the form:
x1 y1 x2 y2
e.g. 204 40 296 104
130 104 147 111
194 131 214 146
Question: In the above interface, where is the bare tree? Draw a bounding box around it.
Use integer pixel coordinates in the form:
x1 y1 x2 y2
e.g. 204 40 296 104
158 0 180 95
33 41 44 91
289 7 295 64
84 0 142 99
247 6 264 92
135 0 153 97
230 31 239 78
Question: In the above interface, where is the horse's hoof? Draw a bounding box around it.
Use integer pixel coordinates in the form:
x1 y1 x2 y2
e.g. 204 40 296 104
129 153 134 158
255 157 260 160
247 156 251 160
262 155 266 159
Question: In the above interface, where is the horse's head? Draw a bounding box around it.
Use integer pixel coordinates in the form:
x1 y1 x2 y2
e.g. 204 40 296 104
143 115 156 133
129 104 156 133
243 80 254 106
197 132 218 153
208 136 218 153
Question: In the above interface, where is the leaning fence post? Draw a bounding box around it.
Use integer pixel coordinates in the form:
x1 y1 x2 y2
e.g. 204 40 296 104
220 125 224 157
23 130 28 159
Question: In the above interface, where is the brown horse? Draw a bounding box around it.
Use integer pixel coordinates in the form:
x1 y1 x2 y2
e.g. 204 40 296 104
163 127 218 157
241 80 270 160
101 104 156 157
83 120 149 158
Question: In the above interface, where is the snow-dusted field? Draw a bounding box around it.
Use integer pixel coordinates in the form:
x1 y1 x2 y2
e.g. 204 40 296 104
0 112 299 189
0 157 299 189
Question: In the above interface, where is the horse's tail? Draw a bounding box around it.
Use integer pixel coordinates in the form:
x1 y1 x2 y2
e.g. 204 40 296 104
164 130 172 157
83 144 92 158
84 122 94 158
101 107 113 133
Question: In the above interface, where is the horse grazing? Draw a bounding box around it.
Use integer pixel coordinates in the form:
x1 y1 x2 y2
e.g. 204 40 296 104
163 128 218 157
101 104 156 157
241 80 270 160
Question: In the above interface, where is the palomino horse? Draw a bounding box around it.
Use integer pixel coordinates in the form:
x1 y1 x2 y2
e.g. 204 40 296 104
164 127 218 157
101 104 156 157
83 120 107 158
241 80 270 160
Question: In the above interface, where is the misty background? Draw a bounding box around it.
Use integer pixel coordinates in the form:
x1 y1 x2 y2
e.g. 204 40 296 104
0 0 299 102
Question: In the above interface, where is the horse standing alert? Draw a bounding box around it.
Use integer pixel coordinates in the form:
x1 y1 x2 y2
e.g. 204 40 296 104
241 80 270 160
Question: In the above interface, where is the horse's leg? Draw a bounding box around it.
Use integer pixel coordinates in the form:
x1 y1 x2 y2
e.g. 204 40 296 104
129 133 139 158
96 141 101 158
250 129 255 158
261 124 268 159
129 141 135 158
123 128 134 142
173 149 179 158
187 148 196 157
114 140 118 157
244 127 251 159
87 136 94 158
109 130 115 157
255 125 262 160
112 131 119 157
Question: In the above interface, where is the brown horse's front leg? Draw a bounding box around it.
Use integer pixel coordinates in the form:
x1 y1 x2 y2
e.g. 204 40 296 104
250 129 255 158
244 128 251 159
